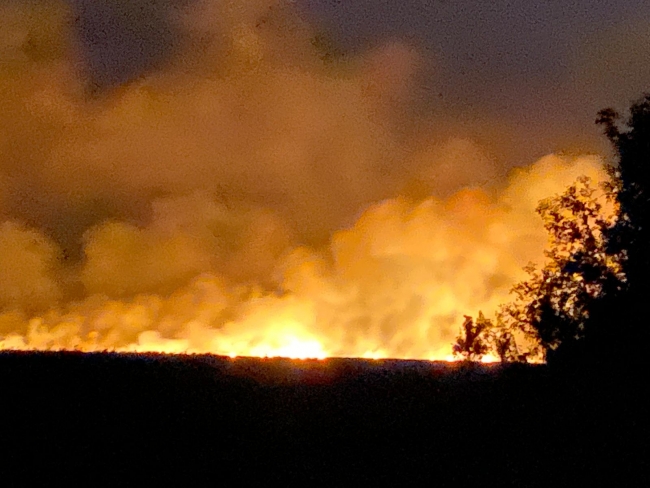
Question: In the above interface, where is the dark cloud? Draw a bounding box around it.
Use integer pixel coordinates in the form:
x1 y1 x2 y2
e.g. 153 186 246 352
69 0 650 163
69 0 194 90
302 0 650 162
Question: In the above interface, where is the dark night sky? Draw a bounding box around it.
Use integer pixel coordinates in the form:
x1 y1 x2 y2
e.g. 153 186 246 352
70 0 650 163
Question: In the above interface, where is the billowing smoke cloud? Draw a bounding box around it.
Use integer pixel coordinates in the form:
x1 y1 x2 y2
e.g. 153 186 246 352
0 0 614 358
81 193 295 295
0 222 62 312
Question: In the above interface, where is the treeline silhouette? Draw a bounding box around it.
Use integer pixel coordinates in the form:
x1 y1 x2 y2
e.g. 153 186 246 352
455 94 650 368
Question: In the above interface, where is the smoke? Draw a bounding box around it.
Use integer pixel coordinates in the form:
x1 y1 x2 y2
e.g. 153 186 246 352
0 222 62 312
80 193 295 296
0 0 614 358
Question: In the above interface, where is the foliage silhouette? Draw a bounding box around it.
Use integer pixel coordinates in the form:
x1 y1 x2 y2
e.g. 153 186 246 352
453 311 528 363
452 313 491 361
455 94 650 363
593 93 650 362
596 95 650 294
455 176 622 363
499 176 623 362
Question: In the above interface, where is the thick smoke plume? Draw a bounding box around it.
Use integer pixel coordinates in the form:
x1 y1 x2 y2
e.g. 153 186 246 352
0 0 611 359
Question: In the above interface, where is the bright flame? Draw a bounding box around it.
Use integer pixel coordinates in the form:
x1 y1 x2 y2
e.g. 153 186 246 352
249 337 327 360
0 154 614 363
480 354 500 364
0 1 616 363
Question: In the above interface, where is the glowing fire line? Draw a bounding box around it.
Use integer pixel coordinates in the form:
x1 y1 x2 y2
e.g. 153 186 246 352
0 155 611 364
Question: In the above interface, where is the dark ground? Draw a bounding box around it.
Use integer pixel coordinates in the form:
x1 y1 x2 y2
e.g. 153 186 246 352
0 351 647 486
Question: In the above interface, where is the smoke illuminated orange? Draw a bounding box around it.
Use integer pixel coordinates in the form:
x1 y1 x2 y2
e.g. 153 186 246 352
0 156 613 361
0 0 617 362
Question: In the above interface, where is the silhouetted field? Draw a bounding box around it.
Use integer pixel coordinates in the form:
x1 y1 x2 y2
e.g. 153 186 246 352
0 352 646 486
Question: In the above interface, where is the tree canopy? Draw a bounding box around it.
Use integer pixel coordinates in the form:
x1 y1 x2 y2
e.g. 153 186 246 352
596 94 650 296
455 93 650 365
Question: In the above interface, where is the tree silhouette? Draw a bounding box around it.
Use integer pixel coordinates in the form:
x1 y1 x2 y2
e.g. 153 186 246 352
498 176 623 361
507 94 650 364
593 94 650 362
454 94 650 364
452 311 531 363
453 313 491 361
455 175 623 363
596 95 650 295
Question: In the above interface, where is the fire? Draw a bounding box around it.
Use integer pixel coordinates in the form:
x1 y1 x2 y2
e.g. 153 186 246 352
248 337 327 360
0 155 614 362
480 354 500 364
0 1 617 363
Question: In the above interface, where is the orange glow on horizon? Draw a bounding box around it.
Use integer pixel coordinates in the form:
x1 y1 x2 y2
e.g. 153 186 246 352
0 155 612 365
0 319 520 363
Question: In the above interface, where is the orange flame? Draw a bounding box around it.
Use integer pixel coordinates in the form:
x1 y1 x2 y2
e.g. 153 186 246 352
0 156 613 363
0 1 617 363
